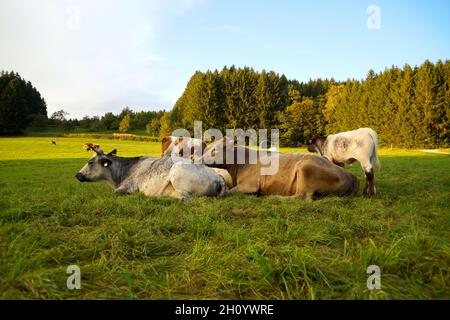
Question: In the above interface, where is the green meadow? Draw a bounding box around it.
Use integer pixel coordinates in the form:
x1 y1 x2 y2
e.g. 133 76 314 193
0 137 449 299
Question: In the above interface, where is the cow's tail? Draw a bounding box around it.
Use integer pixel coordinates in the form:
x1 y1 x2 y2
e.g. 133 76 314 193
368 129 381 171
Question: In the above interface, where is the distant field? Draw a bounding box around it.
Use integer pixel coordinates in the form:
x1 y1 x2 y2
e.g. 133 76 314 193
0 137 449 299
0 137 162 160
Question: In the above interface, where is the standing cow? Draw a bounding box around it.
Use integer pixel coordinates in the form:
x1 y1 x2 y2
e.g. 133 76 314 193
76 144 226 200
307 128 380 196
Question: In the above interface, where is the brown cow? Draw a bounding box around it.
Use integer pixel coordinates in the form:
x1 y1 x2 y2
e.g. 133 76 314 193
202 138 359 200
161 136 207 159
83 143 101 152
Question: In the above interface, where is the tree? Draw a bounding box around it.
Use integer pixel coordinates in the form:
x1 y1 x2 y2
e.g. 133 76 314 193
0 71 47 134
29 114 48 129
0 79 29 134
119 114 131 133
101 112 119 130
278 98 319 146
159 112 173 138
146 118 161 137
287 83 301 105
50 109 69 122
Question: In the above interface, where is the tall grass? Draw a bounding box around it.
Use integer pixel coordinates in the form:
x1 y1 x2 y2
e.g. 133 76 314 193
0 138 449 299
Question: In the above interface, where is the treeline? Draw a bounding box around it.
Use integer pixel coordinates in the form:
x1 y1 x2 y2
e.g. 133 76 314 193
169 66 335 134
0 71 166 135
0 71 47 134
2 60 449 148
164 61 449 148
48 107 165 134
324 60 450 148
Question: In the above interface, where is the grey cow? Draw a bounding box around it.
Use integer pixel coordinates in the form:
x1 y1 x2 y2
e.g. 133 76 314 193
75 145 227 200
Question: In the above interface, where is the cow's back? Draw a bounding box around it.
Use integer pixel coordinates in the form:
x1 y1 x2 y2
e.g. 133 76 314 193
170 162 226 197
326 128 376 162
259 153 358 197
259 153 313 196
296 156 359 197
138 156 177 196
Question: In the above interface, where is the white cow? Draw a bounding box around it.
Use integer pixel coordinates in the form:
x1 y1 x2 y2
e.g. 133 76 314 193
307 128 380 196
161 136 206 160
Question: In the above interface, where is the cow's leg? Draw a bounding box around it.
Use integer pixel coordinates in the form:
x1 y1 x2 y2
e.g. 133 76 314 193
157 180 188 200
114 179 137 196
227 171 260 194
114 187 130 196
360 159 376 196
228 182 259 194
363 168 376 196
297 191 315 201
226 186 240 194
364 169 375 196
153 177 182 199
293 163 322 200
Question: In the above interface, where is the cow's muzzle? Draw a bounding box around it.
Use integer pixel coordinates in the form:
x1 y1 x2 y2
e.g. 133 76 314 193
348 175 360 196
75 172 87 182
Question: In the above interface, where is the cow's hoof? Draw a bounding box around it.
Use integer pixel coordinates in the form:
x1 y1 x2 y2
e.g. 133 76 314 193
299 192 314 201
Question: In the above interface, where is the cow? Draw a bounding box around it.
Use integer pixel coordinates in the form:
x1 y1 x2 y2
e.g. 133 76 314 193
84 143 100 151
161 136 207 159
51 140 57 146
202 138 359 200
162 137 251 189
307 127 380 196
75 144 227 200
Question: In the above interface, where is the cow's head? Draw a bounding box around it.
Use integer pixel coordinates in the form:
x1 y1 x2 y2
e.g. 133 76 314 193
345 173 360 197
76 144 118 186
307 135 326 155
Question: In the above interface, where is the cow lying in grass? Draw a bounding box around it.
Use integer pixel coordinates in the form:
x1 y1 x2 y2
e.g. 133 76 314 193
307 127 380 196
202 138 359 200
76 144 227 200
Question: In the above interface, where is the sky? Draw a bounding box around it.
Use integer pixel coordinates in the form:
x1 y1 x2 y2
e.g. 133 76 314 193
0 0 449 119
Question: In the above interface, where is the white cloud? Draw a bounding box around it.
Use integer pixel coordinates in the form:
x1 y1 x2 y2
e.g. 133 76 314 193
0 0 205 118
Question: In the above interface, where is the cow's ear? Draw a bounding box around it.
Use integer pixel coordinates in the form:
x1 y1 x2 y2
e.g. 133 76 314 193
99 157 113 167
107 149 117 157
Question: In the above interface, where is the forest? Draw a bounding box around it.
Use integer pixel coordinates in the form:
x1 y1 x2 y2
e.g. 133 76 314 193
1 59 449 148
169 60 449 148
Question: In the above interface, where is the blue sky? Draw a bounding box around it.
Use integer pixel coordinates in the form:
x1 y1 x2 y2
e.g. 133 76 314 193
0 0 449 118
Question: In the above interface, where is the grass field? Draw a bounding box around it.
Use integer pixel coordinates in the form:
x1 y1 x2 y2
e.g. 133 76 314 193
0 137 449 299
